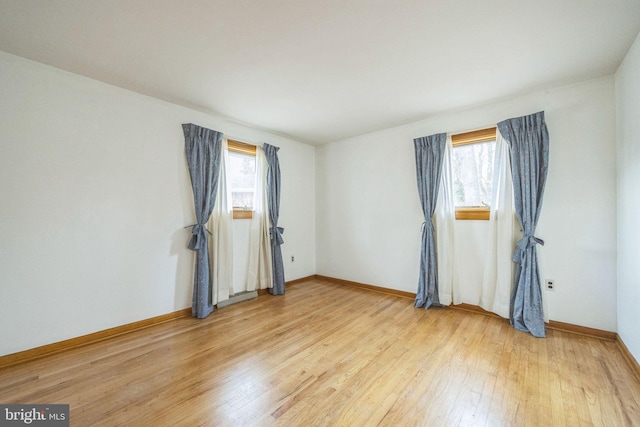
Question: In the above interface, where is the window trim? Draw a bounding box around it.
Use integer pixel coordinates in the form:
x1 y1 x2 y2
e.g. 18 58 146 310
228 139 257 156
451 127 497 221
451 127 497 147
227 139 257 220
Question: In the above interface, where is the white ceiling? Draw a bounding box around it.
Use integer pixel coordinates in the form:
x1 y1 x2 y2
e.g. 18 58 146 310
1 1 639 144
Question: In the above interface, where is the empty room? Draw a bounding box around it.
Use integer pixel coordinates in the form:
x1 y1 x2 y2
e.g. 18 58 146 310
1 1 640 425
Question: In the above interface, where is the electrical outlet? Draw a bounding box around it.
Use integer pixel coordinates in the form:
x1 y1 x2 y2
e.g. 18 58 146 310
291 255 295 262
545 279 555 291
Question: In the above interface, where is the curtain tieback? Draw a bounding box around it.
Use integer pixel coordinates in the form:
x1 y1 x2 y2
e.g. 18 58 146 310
270 226 285 245
185 223 213 250
421 220 434 234
512 234 544 263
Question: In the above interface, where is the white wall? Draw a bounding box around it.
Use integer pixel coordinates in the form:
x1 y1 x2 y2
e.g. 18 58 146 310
616 32 640 361
317 77 618 331
0 51 315 356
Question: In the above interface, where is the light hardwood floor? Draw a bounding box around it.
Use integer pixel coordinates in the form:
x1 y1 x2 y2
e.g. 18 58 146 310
1 278 639 426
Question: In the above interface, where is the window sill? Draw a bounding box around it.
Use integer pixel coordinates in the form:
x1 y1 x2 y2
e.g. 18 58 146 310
233 210 253 220
455 207 490 221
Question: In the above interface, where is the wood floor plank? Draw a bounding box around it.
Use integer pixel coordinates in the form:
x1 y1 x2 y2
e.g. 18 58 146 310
1 278 639 426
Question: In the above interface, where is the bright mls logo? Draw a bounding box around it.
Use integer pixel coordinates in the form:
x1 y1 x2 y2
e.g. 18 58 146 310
0 405 68 426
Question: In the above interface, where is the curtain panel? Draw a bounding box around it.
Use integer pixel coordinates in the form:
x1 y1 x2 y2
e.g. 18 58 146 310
497 111 549 337
434 135 457 306
413 133 447 309
182 123 223 319
208 138 233 304
264 143 285 295
247 146 273 291
479 130 516 318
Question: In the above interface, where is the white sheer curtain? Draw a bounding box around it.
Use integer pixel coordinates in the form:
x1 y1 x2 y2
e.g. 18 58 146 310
435 135 459 306
246 146 273 291
479 130 516 318
208 138 234 304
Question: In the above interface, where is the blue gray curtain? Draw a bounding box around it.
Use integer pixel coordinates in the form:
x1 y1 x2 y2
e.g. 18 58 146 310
497 111 549 337
183 123 223 318
414 133 447 309
264 143 285 295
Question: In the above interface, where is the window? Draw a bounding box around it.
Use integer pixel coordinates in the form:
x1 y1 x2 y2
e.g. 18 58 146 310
227 140 257 219
451 127 497 220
